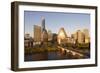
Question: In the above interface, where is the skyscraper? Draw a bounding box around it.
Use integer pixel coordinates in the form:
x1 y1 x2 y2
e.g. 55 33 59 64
48 30 53 41
71 32 78 44
83 29 90 43
77 30 85 44
41 16 45 31
57 27 67 44
41 17 48 43
34 25 41 44
72 32 78 40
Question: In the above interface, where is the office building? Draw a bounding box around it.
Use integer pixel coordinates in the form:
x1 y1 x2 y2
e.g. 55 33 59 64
41 16 45 32
48 30 53 41
57 27 67 44
83 29 90 43
71 33 78 44
77 30 85 44
34 25 41 44
41 17 48 44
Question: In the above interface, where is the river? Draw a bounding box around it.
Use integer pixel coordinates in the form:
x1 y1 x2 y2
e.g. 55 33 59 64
24 50 87 61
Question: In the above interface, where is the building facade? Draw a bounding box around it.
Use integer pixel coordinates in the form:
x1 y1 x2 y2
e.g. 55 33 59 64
34 25 41 44
48 30 53 41
24 34 33 48
83 29 90 43
57 28 67 44
77 30 85 44
41 17 48 44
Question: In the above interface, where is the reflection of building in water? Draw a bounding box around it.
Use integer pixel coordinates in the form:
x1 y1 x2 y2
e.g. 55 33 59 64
57 27 67 44
34 25 41 45
83 29 90 43
24 33 33 48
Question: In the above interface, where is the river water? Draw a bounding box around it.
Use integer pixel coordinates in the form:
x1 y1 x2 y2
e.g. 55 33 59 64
24 50 86 61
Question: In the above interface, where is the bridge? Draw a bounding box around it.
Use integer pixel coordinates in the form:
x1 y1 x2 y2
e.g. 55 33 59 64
57 46 85 58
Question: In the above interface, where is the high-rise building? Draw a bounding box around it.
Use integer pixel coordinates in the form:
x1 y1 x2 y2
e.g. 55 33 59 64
72 32 78 40
41 16 45 31
71 32 78 44
41 30 48 42
34 25 41 44
48 30 53 41
57 27 67 44
83 29 90 43
41 17 48 44
52 33 57 44
77 30 85 44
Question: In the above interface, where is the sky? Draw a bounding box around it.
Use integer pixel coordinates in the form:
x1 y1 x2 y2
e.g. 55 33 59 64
24 11 90 37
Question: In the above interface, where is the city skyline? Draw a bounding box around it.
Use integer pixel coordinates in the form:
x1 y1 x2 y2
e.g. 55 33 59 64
24 11 90 37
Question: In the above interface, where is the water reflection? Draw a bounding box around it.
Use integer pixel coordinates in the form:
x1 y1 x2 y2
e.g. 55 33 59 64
24 50 88 61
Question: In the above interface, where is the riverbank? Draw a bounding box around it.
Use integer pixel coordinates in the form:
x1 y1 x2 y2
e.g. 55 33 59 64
25 46 59 54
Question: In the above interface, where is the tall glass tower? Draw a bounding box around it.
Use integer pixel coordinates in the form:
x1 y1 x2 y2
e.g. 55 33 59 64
41 16 48 43
41 16 45 31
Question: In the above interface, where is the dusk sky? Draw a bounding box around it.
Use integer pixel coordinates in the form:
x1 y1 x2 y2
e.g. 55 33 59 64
24 11 90 37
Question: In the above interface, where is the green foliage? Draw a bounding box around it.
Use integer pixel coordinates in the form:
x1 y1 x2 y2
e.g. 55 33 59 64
25 45 59 54
77 43 90 49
